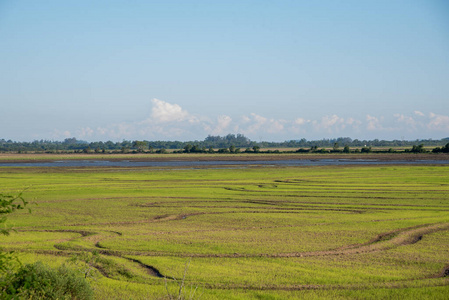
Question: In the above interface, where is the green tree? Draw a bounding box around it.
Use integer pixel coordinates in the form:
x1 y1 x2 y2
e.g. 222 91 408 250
0 192 28 237
411 144 426 153
2 262 93 299
183 144 193 153
444 143 449 153
361 146 371 153
133 141 148 153
157 148 167 154
0 192 29 273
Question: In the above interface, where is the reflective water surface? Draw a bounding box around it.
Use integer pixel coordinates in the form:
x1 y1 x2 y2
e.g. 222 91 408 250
1 159 448 168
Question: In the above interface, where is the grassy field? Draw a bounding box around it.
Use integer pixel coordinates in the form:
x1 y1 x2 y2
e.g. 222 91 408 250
1 164 449 299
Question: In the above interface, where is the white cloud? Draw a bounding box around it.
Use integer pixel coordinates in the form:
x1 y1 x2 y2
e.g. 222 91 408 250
294 118 307 125
414 110 425 117
312 114 350 133
366 115 383 131
78 127 94 138
241 115 251 123
211 115 232 135
238 113 285 135
428 113 449 131
252 113 268 125
240 113 267 134
151 98 190 123
267 119 285 133
394 113 416 128
56 99 448 141
51 130 72 140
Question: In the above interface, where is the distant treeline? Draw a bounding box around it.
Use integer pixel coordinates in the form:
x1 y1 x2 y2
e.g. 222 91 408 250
1 134 449 153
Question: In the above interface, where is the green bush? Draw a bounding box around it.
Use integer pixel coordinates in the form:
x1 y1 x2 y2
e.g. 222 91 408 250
1 262 93 300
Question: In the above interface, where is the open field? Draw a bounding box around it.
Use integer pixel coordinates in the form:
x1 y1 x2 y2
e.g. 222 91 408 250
1 163 449 299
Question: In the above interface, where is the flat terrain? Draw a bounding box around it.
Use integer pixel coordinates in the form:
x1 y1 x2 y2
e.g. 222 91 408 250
1 161 449 299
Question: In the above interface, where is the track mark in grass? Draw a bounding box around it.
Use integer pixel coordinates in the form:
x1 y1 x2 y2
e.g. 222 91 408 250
125 257 164 278
199 277 449 291
257 184 278 188
95 242 107 249
410 235 423 244
17 229 96 237
85 222 449 259
274 179 309 184
283 222 449 258
440 265 449 278
14 229 124 252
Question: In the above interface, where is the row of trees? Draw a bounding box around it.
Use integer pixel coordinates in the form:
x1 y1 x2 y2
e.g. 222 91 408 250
1 134 448 153
263 137 449 148
90 143 449 155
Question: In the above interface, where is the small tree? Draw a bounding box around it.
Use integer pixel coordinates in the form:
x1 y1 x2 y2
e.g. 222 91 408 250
183 144 193 153
121 147 128 154
133 141 148 153
333 142 340 151
411 144 426 153
443 143 449 153
0 192 29 273
361 146 371 153
0 192 28 237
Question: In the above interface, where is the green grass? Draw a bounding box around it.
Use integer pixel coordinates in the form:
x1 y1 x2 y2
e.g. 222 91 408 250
1 165 449 299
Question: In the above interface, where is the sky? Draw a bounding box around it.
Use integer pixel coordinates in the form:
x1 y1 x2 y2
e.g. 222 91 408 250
1 0 448 142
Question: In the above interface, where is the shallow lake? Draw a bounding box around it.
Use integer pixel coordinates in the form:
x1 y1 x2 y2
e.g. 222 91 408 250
1 159 448 168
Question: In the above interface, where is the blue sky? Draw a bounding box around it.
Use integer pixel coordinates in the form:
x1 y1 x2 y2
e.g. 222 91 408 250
1 1 448 142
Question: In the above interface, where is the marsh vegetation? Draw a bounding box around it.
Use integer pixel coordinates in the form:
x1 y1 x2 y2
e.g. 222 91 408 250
1 163 449 299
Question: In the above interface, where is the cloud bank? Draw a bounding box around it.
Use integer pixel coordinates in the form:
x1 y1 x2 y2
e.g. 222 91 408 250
53 98 449 141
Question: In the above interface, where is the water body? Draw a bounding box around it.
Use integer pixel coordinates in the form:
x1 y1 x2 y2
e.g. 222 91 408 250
0 159 448 168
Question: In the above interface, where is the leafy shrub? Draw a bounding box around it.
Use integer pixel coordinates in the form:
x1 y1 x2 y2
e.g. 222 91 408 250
1 262 93 300
0 192 29 274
